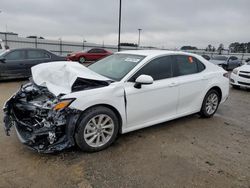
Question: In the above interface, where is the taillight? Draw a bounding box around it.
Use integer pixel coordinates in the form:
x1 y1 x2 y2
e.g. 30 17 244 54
223 72 229 78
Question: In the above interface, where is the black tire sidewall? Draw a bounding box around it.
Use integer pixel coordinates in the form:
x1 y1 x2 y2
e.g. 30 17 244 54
75 106 119 152
232 85 240 89
200 90 220 118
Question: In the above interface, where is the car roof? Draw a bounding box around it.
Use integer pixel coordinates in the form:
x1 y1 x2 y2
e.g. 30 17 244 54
9 48 48 51
116 50 198 58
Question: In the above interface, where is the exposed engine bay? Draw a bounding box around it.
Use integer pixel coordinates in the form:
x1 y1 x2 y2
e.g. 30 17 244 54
3 82 82 153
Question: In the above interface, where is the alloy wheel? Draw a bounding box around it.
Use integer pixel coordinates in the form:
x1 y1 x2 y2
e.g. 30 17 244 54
205 93 219 115
83 114 114 147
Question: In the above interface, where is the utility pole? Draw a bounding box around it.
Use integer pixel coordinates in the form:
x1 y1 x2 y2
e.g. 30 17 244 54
138 28 142 47
83 38 86 50
118 0 122 52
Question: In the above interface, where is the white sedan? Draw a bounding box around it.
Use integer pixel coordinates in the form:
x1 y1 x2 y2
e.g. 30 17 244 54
230 63 250 89
3 50 229 153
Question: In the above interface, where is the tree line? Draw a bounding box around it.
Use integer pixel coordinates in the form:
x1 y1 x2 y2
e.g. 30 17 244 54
181 42 250 53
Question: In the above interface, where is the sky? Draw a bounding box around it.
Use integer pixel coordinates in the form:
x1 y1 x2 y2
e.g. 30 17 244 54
0 0 249 49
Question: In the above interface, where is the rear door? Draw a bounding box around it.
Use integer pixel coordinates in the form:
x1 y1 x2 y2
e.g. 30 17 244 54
25 49 51 76
1 49 27 79
87 49 107 61
173 55 208 115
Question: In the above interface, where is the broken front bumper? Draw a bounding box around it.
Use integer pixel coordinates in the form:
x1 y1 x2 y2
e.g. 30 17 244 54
3 84 80 153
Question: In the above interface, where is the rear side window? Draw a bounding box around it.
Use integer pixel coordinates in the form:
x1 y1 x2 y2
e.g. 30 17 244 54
173 55 205 76
130 56 173 81
230 56 238 61
27 50 50 59
88 49 105 53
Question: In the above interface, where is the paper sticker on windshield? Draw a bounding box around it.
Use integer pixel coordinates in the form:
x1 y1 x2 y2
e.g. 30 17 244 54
125 57 141 63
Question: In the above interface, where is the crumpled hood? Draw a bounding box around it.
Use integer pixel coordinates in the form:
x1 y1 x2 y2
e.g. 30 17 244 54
209 60 226 65
31 61 110 96
237 64 250 72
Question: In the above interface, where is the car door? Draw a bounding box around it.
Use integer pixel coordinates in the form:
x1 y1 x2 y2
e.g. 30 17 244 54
1 49 27 78
87 49 105 61
124 55 179 129
25 49 51 76
173 55 208 115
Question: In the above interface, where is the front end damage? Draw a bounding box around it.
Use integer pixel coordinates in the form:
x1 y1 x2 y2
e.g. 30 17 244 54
3 82 80 153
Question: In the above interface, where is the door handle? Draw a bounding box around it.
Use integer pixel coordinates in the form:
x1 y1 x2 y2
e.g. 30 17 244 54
169 82 178 87
202 76 209 80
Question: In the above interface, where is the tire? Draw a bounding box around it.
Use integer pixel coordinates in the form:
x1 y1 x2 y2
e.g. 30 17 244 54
79 56 86 63
75 106 119 152
222 64 228 71
200 89 220 118
232 85 240 89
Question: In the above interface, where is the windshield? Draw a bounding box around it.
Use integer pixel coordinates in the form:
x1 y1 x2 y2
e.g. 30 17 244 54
0 50 9 57
88 54 145 81
212 56 227 61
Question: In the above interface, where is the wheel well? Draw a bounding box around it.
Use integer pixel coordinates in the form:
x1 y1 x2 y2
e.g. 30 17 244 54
209 86 222 102
79 104 123 133
78 56 85 60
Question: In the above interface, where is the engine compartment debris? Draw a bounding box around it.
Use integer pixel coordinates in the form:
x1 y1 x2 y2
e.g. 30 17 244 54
3 82 80 153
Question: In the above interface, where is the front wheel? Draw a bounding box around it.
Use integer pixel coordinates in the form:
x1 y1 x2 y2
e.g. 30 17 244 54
200 89 220 118
79 56 86 63
75 106 119 152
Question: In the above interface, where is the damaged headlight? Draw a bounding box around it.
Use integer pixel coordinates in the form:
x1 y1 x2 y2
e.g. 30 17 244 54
53 98 75 111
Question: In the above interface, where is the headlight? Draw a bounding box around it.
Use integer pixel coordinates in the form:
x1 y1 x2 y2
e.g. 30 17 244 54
53 99 75 111
232 69 239 75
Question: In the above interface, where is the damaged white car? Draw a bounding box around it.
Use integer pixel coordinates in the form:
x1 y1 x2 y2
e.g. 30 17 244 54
3 50 229 153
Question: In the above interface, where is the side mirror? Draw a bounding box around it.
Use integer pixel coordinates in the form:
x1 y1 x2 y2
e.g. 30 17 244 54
134 75 153 89
0 58 6 63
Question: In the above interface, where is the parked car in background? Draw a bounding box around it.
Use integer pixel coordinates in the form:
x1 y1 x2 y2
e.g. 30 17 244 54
230 62 250 89
0 48 66 80
209 55 242 70
201 54 210 60
3 50 229 153
67 48 113 63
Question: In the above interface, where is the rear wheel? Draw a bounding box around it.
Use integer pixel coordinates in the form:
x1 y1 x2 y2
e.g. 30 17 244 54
222 64 228 70
75 106 119 152
79 56 86 63
200 89 220 118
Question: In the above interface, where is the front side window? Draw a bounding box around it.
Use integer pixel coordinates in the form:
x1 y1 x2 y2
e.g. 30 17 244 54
130 56 173 81
27 50 50 59
5 50 26 61
88 54 145 81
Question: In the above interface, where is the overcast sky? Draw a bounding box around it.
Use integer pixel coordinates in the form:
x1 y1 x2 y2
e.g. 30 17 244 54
0 0 249 49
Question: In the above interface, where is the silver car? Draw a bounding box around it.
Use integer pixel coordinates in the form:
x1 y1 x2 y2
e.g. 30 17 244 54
209 55 242 70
